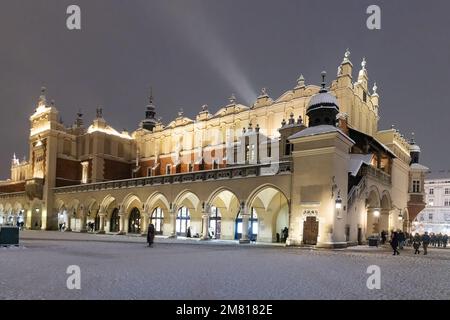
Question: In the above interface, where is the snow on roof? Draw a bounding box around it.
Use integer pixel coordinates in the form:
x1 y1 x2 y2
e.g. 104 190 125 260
349 154 373 176
288 125 354 143
410 163 429 172
307 91 339 109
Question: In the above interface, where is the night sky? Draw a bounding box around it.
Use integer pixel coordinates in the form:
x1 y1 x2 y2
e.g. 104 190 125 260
0 0 448 179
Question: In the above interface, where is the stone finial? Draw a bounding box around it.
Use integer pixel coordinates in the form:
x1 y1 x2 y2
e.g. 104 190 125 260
255 124 260 133
297 115 303 125
361 57 367 70
96 107 103 118
281 119 287 127
178 108 184 117
288 112 295 125
296 74 305 88
372 82 378 95
342 48 351 63
411 132 416 144
321 71 327 90
229 93 236 105
201 104 208 112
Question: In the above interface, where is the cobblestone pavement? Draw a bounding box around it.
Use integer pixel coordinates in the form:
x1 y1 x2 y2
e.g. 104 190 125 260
1 231 449 300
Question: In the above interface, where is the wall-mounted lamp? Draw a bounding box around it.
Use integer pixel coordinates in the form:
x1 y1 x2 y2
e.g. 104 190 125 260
335 191 342 209
373 210 380 217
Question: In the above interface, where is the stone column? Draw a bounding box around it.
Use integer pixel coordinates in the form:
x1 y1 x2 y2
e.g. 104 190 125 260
80 208 87 233
97 213 106 234
239 204 250 244
118 212 126 235
201 205 211 240
141 213 149 236
169 207 177 239
65 213 72 232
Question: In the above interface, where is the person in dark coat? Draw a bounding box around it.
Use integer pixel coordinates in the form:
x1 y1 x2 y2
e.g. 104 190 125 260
391 231 400 255
413 233 421 254
422 232 431 255
381 230 387 244
147 223 155 247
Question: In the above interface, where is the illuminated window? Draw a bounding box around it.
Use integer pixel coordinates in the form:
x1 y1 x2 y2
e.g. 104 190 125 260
151 207 164 234
81 161 89 184
412 180 420 193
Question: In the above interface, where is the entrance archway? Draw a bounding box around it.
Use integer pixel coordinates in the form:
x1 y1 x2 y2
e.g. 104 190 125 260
128 208 141 234
303 216 319 245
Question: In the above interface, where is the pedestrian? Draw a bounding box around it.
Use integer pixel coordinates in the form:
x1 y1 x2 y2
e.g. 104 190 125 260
398 230 405 249
443 234 448 248
381 230 387 244
147 223 155 247
413 233 421 254
391 231 400 255
186 226 191 238
422 232 431 255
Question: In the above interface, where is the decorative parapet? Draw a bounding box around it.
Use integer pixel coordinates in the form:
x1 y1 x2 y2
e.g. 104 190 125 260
54 162 292 195
361 165 391 185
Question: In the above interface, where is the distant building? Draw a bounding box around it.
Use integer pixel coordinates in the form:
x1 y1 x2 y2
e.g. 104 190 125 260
0 50 428 247
413 171 450 235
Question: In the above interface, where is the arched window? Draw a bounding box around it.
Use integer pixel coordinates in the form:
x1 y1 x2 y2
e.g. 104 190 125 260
176 207 191 236
209 206 222 239
235 207 258 241
151 207 164 234
128 207 141 234
110 208 120 232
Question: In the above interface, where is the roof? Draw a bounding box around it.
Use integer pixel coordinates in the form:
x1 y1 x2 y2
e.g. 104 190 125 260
349 154 373 176
410 163 429 172
348 127 397 159
288 125 354 143
425 170 450 180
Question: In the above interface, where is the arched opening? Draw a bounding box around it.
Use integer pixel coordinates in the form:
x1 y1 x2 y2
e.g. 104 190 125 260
94 212 100 232
209 206 222 239
246 185 290 243
176 207 191 236
365 188 381 239
235 208 258 241
151 207 164 235
110 208 120 233
128 208 141 234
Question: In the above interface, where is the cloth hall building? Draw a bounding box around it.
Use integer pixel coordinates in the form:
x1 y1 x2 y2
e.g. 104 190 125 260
0 51 428 247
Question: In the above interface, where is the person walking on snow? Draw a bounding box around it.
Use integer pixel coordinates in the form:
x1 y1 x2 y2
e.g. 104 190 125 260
147 223 155 247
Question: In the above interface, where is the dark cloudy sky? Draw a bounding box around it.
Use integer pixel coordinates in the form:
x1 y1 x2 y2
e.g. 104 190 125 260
0 0 448 179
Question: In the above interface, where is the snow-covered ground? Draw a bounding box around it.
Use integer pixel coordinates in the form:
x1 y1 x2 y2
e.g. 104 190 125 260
0 231 449 300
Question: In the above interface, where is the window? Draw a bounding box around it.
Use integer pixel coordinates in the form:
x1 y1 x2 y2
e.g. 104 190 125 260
285 142 293 156
188 163 194 172
147 167 153 177
166 164 171 175
176 207 191 236
428 199 434 206
428 213 433 221
363 91 367 102
151 207 164 234
213 160 219 170
445 199 450 207
208 206 222 239
429 188 434 195
412 180 421 193
445 188 450 195
445 213 450 221
81 161 89 184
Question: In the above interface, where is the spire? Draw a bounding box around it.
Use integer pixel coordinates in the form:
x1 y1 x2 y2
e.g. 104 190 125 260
320 71 327 92
141 87 158 131
411 132 416 145
75 108 84 127
96 107 103 119
38 86 47 106
12 153 19 166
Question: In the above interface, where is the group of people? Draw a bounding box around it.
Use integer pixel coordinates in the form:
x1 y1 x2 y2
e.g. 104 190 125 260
387 230 448 256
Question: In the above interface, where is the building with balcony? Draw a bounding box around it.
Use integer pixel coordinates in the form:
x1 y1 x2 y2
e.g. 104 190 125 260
0 50 427 247
412 171 450 235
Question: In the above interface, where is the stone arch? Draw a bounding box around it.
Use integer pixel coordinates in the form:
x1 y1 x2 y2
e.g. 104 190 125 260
173 190 201 237
206 187 241 240
120 193 143 234
144 192 171 235
121 193 143 217
144 192 170 213
245 184 290 243
366 186 381 209
99 195 117 213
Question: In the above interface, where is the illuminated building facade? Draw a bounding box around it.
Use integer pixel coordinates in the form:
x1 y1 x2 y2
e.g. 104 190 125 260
0 50 428 247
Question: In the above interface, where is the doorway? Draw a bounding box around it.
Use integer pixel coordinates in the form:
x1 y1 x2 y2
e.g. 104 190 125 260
303 216 319 245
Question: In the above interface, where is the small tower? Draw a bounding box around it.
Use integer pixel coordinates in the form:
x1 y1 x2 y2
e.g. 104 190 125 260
141 88 158 131
337 49 353 88
306 71 340 127
357 57 369 92
409 133 421 164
